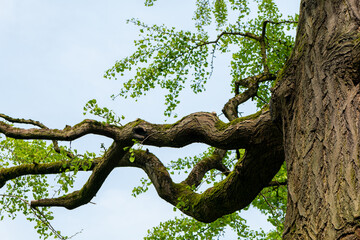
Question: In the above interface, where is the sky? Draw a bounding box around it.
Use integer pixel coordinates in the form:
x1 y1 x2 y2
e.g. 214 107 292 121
0 0 300 239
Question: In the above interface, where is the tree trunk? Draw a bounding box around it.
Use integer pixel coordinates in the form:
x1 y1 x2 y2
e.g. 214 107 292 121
272 0 360 239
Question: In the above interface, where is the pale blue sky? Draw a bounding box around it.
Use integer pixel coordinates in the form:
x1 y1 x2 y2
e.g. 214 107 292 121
0 0 300 239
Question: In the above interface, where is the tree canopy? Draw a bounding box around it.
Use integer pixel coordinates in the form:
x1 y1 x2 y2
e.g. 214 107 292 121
0 0 307 239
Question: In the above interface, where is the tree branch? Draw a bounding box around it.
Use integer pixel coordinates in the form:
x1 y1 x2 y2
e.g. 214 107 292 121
0 109 283 222
31 141 129 209
182 148 229 188
0 110 278 150
196 31 261 48
2 134 283 223
267 180 288 187
0 113 75 158
223 73 276 120
122 144 284 223
0 158 101 188
0 118 122 141
40 144 283 223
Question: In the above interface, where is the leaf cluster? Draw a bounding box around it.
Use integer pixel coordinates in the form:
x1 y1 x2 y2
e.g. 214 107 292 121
83 99 125 125
145 212 267 240
105 19 211 116
0 136 95 239
106 0 297 116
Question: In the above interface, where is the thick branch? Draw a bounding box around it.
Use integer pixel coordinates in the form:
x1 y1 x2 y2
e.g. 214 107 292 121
223 87 258 121
14 135 283 223
119 144 284 222
235 73 276 95
1 109 283 222
0 113 75 158
31 141 128 209
0 110 277 150
0 113 50 128
132 109 279 149
182 149 229 188
234 73 276 93
68 145 283 223
0 158 101 189
0 118 123 141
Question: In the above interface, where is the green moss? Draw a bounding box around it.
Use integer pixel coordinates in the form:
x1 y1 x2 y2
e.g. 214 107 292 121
149 116 184 132
214 120 228 131
273 61 289 87
194 171 235 205
172 183 199 207
132 118 143 127
215 107 268 131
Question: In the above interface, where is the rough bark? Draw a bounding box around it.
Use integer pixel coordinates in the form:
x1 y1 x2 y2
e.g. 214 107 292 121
271 0 360 239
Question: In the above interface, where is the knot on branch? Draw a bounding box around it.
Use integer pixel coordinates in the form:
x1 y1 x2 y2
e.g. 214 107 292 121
133 126 147 140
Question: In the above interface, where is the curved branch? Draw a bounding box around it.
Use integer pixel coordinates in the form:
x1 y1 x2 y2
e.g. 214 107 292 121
196 31 261 48
0 113 50 128
234 73 276 95
223 73 277 120
1 109 283 222
39 144 283 223
0 118 121 141
8 129 283 223
223 87 258 121
0 113 75 158
119 143 283 223
31 141 128 209
182 149 229 188
132 109 279 150
0 110 278 150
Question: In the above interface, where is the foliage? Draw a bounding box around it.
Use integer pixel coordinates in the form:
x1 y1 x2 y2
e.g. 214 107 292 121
145 212 267 240
83 99 125 125
230 0 297 107
120 1 295 236
251 163 287 239
106 0 297 114
0 136 95 239
1 0 297 239
105 18 211 117
121 1 295 235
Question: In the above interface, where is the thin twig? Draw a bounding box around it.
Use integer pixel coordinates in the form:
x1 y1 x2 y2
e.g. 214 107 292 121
0 113 75 159
259 192 282 226
0 194 67 239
